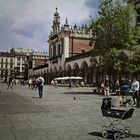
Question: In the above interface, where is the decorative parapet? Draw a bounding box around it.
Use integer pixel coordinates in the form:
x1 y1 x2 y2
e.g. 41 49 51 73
65 51 92 62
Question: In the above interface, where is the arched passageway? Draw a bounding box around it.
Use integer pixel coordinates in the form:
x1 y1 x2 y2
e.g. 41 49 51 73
66 64 72 76
81 62 89 84
73 63 80 76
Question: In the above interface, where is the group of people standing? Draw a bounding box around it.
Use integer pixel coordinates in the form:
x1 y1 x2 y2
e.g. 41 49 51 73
6 75 45 99
101 75 140 107
28 75 44 98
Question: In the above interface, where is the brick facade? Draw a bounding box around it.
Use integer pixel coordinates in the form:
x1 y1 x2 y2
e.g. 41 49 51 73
69 38 92 56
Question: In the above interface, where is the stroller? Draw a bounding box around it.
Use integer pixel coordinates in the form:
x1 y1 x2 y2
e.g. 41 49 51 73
120 83 136 105
101 97 134 140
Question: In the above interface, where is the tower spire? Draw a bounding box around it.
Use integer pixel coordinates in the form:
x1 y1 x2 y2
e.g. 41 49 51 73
52 7 60 34
64 17 69 30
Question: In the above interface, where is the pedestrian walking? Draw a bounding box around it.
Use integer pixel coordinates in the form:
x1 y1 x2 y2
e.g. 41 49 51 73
103 75 110 96
28 78 32 89
54 80 58 88
37 75 44 98
32 77 37 90
129 78 139 107
7 76 13 89
68 79 72 90
51 79 54 86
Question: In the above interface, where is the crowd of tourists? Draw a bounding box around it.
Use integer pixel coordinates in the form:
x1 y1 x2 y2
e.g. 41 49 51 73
100 75 140 108
1 73 140 106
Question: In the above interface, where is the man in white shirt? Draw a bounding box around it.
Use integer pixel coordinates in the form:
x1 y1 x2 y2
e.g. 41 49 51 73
130 78 139 107
37 75 44 98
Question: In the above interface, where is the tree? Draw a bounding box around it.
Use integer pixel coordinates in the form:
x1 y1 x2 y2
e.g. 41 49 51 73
89 0 139 76
131 44 140 74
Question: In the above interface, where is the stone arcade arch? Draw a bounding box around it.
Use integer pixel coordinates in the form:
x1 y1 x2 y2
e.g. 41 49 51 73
73 63 80 76
81 61 89 84
50 68 53 73
90 56 103 85
66 64 72 76
54 67 58 77
48 68 53 83
43 70 47 84
58 66 63 77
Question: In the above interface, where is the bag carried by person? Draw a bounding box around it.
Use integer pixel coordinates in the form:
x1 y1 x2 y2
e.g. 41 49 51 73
37 79 43 86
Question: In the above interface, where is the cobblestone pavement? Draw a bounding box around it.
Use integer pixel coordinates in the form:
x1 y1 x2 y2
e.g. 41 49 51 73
0 83 140 140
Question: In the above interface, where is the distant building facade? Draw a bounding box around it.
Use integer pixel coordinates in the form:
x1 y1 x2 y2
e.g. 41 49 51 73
28 51 48 69
0 48 48 81
0 51 27 81
28 51 48 79
0 52 15 81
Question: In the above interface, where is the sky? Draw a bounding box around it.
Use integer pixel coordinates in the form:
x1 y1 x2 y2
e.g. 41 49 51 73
0 0 99 53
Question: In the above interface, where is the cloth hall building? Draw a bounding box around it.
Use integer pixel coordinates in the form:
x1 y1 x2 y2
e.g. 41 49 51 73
28 8 98 85
28 3 140 85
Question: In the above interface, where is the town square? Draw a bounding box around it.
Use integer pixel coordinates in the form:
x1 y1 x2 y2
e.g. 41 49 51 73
0 83 140 140
0 0 140 139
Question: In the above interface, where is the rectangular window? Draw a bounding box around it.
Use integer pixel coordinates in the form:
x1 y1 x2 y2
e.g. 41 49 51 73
61 38 64 54
10 64 13 68
22 67 25 71
10 59 13 63
49 45 51 58
17 67 20 71
58 44 61 55
53 44 56 57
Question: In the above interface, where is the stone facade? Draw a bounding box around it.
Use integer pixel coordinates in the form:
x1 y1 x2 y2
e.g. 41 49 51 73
0 51 26 80
0 48 48 81
28 8 96 84
28 5 140 85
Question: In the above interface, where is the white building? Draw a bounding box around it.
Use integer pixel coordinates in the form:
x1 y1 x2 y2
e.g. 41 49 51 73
0 52 15 79
0 48 48 81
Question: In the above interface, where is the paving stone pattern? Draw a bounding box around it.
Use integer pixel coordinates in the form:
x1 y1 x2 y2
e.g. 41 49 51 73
0 83 140 140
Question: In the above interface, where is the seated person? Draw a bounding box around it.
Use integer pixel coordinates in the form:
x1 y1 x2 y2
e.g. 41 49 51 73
111 92 123 107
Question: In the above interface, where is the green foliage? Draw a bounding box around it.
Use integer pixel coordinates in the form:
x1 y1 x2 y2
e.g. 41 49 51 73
89 0 139 75
132 44 140 54
134 25 140 40
89 0 137 52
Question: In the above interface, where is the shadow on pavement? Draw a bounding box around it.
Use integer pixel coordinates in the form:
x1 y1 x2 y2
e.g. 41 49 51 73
88 131 102 137
88 131 140 139
131 133 140 138
64 91 103 95
32 96 40 98
0 92 47 114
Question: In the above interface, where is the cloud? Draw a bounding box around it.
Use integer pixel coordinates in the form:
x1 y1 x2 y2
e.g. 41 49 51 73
0 0 99 52
11 20 46 38
84 0 99 9
84 0 99 19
